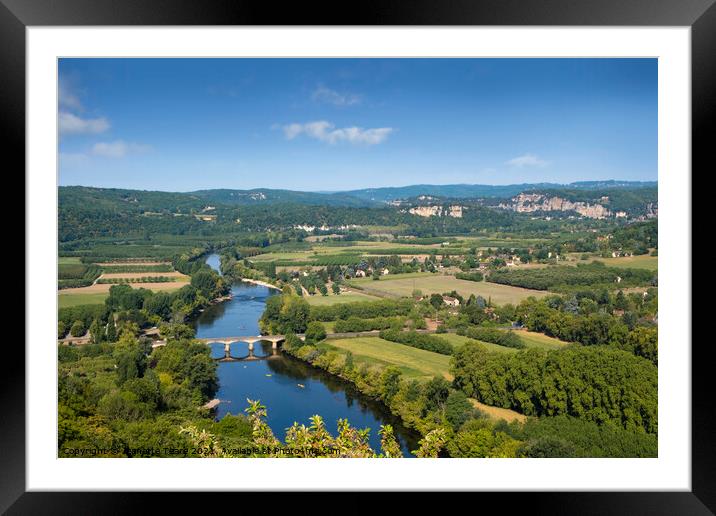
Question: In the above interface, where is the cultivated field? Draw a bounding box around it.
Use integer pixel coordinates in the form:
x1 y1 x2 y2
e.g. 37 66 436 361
58 256 82 265
322 337 451 380
98 271 189 280
58 281 188 308
590 254 658 271
350 274 550 305
470 399 527 423
438 333 518 354
94 260 172 267
304 291 381 306
514 330 572 349
58 292 109 308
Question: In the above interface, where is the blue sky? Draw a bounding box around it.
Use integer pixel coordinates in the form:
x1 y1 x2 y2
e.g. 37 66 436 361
58 58 657 192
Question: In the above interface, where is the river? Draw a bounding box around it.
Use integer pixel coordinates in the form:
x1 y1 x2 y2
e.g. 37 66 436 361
191 253 420 456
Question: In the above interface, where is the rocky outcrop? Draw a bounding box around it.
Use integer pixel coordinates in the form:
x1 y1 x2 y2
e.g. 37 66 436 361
498 193 612 219
408 205 465 218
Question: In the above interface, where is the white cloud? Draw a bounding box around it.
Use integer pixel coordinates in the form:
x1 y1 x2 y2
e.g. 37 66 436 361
283 123 305 140
59 112 110 135
311 86 361 106
506 153 548 167
91 140 151 158
282 120 393 146
58 80 83 111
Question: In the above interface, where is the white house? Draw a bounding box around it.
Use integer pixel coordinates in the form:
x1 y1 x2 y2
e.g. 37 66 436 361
442 296 460 307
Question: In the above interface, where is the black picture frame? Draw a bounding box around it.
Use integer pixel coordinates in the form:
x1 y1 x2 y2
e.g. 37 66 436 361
4 0 711 511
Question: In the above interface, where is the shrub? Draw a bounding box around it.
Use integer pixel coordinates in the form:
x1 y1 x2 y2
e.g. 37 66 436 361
378 329 453 356
304 321 327 344
70 320 86 337
456 326 525 349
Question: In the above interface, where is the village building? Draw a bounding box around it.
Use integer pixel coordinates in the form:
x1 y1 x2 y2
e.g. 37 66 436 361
442 296 460 307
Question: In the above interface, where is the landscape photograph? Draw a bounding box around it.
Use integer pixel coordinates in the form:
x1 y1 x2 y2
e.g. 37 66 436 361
57 58 658 459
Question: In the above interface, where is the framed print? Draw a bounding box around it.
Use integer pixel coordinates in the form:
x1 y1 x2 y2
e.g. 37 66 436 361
5 0 713 511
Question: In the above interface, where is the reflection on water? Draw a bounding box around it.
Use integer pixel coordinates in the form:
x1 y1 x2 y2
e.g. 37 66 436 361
193 254 420 456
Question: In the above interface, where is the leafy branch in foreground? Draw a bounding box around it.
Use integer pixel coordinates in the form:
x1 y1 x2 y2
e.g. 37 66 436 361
181 399 446 458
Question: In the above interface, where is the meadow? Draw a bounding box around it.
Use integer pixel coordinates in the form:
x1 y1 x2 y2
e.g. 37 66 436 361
320 335 528 423
58 292 110 308
303 291 381 306
590 254 658 271
514 330 572 349
58 281 188 308
321 337 452 380
437 333 518 354
349 273 550 304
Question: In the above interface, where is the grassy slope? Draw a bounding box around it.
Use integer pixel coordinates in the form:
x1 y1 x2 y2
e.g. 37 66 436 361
514 330 572 350
303 292 381 306
438 333 518 354
58 256 82 264
350 274 549 305
322 337 452 380
320 336 528 423
590 254 658 271
58 293 108 308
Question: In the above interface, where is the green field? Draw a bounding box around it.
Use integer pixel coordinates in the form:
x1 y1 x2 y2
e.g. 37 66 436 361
350 274 549 305
58 293 108 308
591 254 658 271
251 252 312 262
438 333 518 354
322 337 451 380
303 291 382 306
515 330 572 349
58 256 82 265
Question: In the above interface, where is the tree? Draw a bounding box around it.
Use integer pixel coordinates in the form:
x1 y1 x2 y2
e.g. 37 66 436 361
58 321 68 339
159 322 195 341
331 283 341 295
626 327 658 365
380 367 402 404
305 321 327 344
115 346 147 386
423 376 451 416
191 269 223 299
260 293 311 334
446 419 520 458
283 332 304 351
429 293 444 310
70 320 86 337
614 290 629 311
444 390 475 430
451 344 658 434
344 351 354 371
89 319 104 344
105 319 117 342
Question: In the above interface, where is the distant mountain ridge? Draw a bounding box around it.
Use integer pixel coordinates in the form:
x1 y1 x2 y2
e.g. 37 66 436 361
60 180 657 210
338 181 657 203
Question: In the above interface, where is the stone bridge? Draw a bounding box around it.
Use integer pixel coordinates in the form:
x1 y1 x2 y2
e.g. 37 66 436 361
196 335 306 359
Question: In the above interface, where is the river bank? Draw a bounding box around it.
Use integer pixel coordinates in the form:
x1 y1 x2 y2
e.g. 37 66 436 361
238 278 282 291
195 253 421 454
281 339 434 444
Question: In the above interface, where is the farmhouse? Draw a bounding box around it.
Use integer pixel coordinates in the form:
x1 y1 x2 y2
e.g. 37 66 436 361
442 296 460 307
